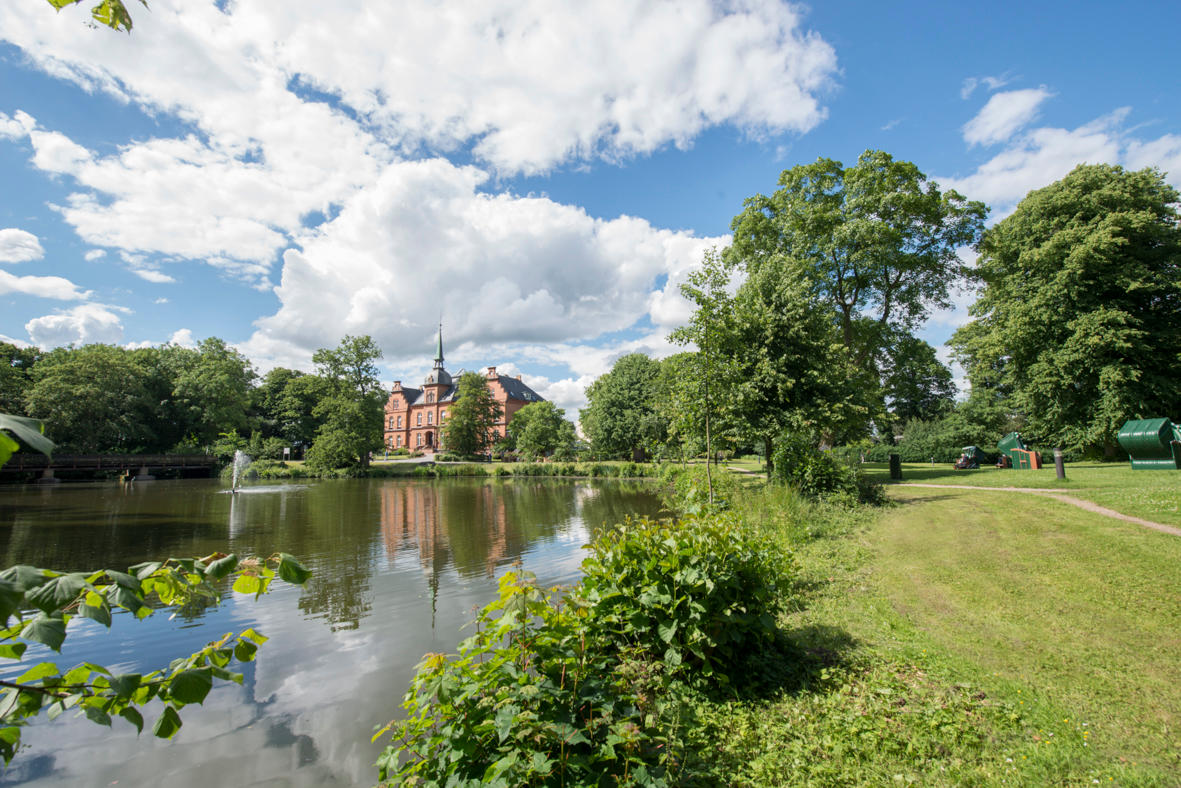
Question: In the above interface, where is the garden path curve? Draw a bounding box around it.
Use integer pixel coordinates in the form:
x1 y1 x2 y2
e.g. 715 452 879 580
893 483 1181 537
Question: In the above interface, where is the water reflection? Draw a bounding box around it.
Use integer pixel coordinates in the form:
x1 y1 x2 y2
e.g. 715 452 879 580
0 477 661 787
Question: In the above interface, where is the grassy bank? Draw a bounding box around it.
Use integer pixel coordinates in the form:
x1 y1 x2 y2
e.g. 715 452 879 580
236 459 660 481
693 478 1181 785
861 460 1181 526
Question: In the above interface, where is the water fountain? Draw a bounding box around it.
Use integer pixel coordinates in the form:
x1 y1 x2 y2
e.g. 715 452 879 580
230 450 252 492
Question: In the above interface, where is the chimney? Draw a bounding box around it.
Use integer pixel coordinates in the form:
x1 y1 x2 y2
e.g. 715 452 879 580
392 381 401 390
486 366 497 378
515 374 522 381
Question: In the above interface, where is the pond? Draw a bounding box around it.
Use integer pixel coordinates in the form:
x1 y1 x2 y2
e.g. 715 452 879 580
0 476 663 787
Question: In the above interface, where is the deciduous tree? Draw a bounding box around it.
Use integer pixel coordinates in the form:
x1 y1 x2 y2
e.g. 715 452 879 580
951 164 1181 453
443 372 501 458
307 336 385 470
580 354 665 460
507 401 576 460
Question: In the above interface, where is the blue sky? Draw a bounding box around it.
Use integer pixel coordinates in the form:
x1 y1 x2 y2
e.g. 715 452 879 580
1 0 1179 414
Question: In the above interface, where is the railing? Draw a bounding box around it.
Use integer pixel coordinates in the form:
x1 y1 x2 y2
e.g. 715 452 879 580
0 454 218 472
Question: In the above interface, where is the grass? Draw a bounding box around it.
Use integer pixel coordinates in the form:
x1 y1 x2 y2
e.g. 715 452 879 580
683 477 1181 786
860 460 1181 526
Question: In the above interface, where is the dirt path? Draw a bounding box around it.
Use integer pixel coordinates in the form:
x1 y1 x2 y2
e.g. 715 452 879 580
893 482 1181 537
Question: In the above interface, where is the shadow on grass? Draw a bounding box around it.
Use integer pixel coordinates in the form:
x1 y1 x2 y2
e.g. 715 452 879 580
728 623 858 700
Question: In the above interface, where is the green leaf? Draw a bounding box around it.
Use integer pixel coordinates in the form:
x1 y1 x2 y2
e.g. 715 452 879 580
239 628 267 646
129 561 162 580
657 619 678 643
0 565 53 593
109 674 141 699
152 705 182 739
0 579 23 627
119 706 144 734
0 414 54 458
0 726 19 765
0 643 26 660
276 554 312 585
26 573 88 614
104 584 144 615
83 705 112 727
23 616 67 651
204 553 238 580
168 668 212 705
232 575 261 595
233 639 258 662
103 570 141 591
79 601 112 628
15 662 59 684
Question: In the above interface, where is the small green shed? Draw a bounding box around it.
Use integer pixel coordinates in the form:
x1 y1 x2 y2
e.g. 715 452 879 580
998 432 1026 462
1116 418 1181 470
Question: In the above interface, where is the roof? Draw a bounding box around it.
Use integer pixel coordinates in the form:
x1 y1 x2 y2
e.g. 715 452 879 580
495 375 544 403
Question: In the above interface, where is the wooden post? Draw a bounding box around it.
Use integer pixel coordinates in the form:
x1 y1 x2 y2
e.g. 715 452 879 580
1054 448 1066 480
889 453 902 480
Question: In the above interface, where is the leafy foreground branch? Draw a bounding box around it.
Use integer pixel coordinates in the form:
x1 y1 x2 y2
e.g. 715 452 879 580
0 551 312 763
375 514 791 787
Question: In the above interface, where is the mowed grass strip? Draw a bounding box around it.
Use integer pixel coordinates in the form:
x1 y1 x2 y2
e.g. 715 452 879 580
862 461 1181 527
873 485 1181 773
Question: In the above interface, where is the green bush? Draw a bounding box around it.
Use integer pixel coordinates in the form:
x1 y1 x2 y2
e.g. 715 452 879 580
772 434 883 505
377 514 792 785
657 464 741 513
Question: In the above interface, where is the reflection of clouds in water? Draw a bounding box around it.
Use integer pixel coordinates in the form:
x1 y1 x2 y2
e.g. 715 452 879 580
0 480 662 787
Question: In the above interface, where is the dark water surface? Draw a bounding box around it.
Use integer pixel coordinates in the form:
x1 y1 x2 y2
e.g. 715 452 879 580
0 477 662 787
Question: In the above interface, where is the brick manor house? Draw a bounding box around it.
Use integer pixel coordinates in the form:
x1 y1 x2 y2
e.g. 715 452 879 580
383 328 545 453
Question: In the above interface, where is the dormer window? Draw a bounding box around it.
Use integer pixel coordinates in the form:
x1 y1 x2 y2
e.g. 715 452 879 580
427 392 435 403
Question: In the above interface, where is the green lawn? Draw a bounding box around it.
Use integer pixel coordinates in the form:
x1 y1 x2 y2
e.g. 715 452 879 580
861 460 1181 527
693 478 1181 786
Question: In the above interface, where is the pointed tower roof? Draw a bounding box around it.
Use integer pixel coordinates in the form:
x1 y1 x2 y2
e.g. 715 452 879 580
424 323 452 386
434 323 444 367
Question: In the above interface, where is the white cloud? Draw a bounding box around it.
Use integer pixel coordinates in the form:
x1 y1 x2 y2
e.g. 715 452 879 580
25 303 125 346
960 74 1013 100
0 334 31 348
939 109 1134 216
0 228 45 263
241 157 723 371
963 87 1053 146
0 269 89 300
168 328 197 347
83 249 106 261
0 110 35 139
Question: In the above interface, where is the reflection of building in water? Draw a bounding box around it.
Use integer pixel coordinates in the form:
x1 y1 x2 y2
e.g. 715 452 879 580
379 483 511 580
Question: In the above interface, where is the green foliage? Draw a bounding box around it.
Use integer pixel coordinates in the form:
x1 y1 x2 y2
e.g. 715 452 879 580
580 354 666 460
881 334 956 428
377 514 791 785
656 463 742 514
0 343 39 414
166 338 256 447
953 164 1181 455
727 149 986 370
771 433 883 504
309 336 385 469
0 414 54 468
0 552 311 763
45 0 146 33
506 401 577 461
443 372 501 458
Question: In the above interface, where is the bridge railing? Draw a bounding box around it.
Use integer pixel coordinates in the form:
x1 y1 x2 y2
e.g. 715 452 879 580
0 454 219 471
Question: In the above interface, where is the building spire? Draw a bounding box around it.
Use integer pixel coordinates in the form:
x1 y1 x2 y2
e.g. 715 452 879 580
433 323 444 369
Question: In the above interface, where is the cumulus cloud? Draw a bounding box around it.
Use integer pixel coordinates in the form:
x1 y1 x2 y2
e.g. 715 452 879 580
242 157 723 370
168 328 197 347
963 87 1053 146
83 249 106 261
25 303 125 347
0 269 89 300
939 108 1141 216
0 228 45 263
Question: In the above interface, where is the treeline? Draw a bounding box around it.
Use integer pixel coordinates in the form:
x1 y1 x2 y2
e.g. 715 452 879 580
0 335 388 470
580 155 1181 469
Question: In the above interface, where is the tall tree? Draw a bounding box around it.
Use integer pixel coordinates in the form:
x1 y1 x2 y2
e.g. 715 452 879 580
727 150 986 372
254 368 332 448
307 335 385 470
443 372 501 458
24 345 158 453
0 342 40 414
506 401 577 461
952 164 1181 454
168 338 256 447
580 354 665 460
882 334 956 429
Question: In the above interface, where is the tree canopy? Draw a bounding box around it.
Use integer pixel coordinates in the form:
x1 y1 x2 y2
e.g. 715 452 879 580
307 336 385 470
506 401 576 460
727 150 986 373
444 372 501 457
951 164 1181 453
580 354 666 460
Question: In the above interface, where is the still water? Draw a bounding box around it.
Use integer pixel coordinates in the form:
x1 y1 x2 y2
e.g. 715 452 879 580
0 477 663 787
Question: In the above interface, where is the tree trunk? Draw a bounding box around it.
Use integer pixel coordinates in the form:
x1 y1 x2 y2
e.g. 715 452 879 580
763 435 774 477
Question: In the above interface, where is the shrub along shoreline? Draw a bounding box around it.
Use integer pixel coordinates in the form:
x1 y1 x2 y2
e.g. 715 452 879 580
370 464 1176 786
235 459 660 481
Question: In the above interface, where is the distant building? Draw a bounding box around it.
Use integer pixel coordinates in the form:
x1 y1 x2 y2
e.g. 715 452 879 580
383 327 544 452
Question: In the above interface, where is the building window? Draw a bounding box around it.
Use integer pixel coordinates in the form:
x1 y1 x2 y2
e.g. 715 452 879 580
427 392 435 403
416 434 423 448
427 412 432 425
397 415 402 428
396 436 402 448
416 413 422 426
440 410 446 422
387 416 394 429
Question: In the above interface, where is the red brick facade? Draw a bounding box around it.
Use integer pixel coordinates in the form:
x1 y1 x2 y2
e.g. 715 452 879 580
383 330 543 453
